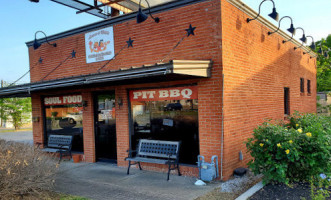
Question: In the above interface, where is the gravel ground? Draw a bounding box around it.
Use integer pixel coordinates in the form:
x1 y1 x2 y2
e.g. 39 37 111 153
249 182 312 200
196 170 263 200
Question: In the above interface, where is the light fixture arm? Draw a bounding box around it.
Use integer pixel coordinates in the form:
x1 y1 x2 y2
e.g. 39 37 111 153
303 36 315 54
139 0 159 23
294 42 304 50
247 0 276 23
268 16 293 35
283 27 304 43
34 31 57 48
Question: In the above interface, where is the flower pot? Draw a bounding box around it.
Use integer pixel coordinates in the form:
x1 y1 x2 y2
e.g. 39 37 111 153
72 154 81 163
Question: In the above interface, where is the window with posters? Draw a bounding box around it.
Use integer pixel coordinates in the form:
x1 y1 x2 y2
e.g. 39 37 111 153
130 86 199 165
44 94 83 152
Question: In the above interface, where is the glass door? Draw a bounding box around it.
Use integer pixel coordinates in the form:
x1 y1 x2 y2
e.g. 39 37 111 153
94 92 117 162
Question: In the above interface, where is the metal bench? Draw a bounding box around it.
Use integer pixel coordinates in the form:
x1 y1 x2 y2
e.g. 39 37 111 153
39 135 73 161
125 139 181 181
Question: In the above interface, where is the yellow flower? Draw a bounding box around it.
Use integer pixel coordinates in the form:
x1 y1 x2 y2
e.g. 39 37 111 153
297 128 303 133
296 124 299 127
285 149 290 154
306 132 312 137
289 140 293 144
259 143 264 147
266 139 269 142
277 143 282 148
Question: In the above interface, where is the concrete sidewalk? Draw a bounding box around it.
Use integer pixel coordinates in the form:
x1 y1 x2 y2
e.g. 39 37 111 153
55 162 219 200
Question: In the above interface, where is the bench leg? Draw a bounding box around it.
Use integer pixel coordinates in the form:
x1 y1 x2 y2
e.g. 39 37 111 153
167 162 171 181
127 161 131 175
138 162 142 170
177 164 181 176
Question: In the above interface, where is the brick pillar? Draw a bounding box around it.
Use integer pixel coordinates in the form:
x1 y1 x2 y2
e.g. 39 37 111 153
82 91 96 162
115 87 130 167
31 93 44 146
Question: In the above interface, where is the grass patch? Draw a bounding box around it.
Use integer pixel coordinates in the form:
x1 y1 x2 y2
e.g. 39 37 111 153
0 128 32 133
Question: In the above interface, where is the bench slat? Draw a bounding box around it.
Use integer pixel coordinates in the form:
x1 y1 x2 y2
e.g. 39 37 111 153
137 139 180 159
126 157 170 164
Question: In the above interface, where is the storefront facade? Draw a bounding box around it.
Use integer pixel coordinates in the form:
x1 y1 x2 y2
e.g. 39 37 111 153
0 0 317 180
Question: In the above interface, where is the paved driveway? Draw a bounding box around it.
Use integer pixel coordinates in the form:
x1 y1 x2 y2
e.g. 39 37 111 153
0 130 33 145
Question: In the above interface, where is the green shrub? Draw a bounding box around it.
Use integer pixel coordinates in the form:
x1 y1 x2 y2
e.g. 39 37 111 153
246 112 331 184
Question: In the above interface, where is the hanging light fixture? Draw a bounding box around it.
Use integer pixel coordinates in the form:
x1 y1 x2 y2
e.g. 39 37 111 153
303 36 315 55
136 0 160 24
324 49 330 58
295 27 307 44
247 0 279 23
33 31 57 50
293 28 309 50
268 16 295 36
283 27 303 44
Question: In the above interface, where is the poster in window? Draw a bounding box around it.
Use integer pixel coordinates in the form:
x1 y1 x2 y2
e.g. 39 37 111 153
85 26 115 63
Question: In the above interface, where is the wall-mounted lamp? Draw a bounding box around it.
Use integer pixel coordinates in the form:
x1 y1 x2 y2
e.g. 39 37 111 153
324 49 330 58
117 98 123 108
247 0 279 23
33 31 57 50
283 27 303 44
32 116 40 122
136 0 160 24
82 100 88 110
293 28 308 50
268 16 295 36
303 36 315 55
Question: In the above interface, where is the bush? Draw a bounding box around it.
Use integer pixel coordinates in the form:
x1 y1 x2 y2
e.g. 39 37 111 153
0 140 59 199
246 112 331 184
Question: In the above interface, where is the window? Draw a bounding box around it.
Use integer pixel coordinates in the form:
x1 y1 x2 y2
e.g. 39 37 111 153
300 78 304 93
44 95 84 152
130 86 199 165
307 80 311 94
284 88 290 115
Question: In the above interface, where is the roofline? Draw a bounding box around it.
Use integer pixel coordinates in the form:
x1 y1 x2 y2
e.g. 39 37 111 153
26 0 206 47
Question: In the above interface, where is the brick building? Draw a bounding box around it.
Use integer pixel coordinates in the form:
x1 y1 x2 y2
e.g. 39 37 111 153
0 0 316 180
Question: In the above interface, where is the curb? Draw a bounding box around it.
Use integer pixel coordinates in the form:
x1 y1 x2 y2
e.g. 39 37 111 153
235 181 264 200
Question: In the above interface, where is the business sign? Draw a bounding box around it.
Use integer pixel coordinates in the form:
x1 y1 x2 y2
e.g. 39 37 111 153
44 95 83 106
85 26 114 63
129 86 198 102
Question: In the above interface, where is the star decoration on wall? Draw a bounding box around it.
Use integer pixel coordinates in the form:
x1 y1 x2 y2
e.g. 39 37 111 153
126 37 134 48
38 57 43 64
186 24 196 37
71 50 76 58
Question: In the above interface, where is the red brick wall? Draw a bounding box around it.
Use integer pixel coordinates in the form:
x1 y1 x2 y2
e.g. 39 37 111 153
220 0 316 180
29 0 224 178
28 0 317 181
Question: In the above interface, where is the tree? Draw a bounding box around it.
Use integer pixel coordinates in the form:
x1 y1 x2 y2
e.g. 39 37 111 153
3 98 32 130
0 81 32 130
315 35 331 92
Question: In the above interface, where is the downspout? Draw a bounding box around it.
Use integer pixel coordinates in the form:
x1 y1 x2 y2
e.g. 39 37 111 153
220 73 224 180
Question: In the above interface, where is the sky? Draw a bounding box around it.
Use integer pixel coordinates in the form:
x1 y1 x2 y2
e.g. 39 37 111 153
0 0 330 84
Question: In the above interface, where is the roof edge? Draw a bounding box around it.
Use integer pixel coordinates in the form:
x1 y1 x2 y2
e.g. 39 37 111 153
26 0 207 47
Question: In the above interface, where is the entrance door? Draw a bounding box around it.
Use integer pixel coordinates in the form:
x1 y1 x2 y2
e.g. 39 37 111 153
94 92 117 162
